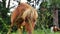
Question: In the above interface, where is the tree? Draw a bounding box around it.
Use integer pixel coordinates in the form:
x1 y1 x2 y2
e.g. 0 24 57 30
49 0 60 27
0 0 10 34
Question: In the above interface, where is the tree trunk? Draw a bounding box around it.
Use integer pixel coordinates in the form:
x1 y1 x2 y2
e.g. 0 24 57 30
53 9 59 27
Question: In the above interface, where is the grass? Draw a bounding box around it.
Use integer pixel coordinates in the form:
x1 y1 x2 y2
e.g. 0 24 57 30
11 29 60 34
0 29 60 34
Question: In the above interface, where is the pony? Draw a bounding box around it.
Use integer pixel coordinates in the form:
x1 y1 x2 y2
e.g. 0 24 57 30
50 25 60 32
7 3 38 34
53 25 60 32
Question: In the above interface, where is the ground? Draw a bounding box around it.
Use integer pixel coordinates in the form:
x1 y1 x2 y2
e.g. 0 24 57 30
11 29 60 34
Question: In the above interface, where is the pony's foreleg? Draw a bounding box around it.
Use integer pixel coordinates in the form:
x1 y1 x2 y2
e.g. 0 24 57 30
29 23 34 34
28 19 34 34
25 23 34 34
25 24 34 34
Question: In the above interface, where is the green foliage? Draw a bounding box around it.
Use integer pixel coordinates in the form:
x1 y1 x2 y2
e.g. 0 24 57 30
40 1 48 8
36 1 53 30
0 0 10 34
0 0 60 34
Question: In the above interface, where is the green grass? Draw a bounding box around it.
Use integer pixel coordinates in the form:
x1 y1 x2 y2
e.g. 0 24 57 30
0 29 60 34
11 29 60 34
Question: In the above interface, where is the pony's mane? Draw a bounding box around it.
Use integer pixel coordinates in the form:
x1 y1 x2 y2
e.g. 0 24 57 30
11 3 38 23
20 3 38 20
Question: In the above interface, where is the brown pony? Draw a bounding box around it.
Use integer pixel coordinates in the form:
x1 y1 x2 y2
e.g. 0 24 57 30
7 3 38 34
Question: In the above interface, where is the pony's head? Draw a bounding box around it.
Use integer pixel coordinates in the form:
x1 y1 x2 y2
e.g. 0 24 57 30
8 3 38 34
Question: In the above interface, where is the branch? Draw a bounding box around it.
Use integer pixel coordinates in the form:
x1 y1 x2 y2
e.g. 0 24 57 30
7 0 10 9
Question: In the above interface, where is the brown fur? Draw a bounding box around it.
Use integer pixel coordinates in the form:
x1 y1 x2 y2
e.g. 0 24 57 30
7 3 38 34
53 26 60 32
